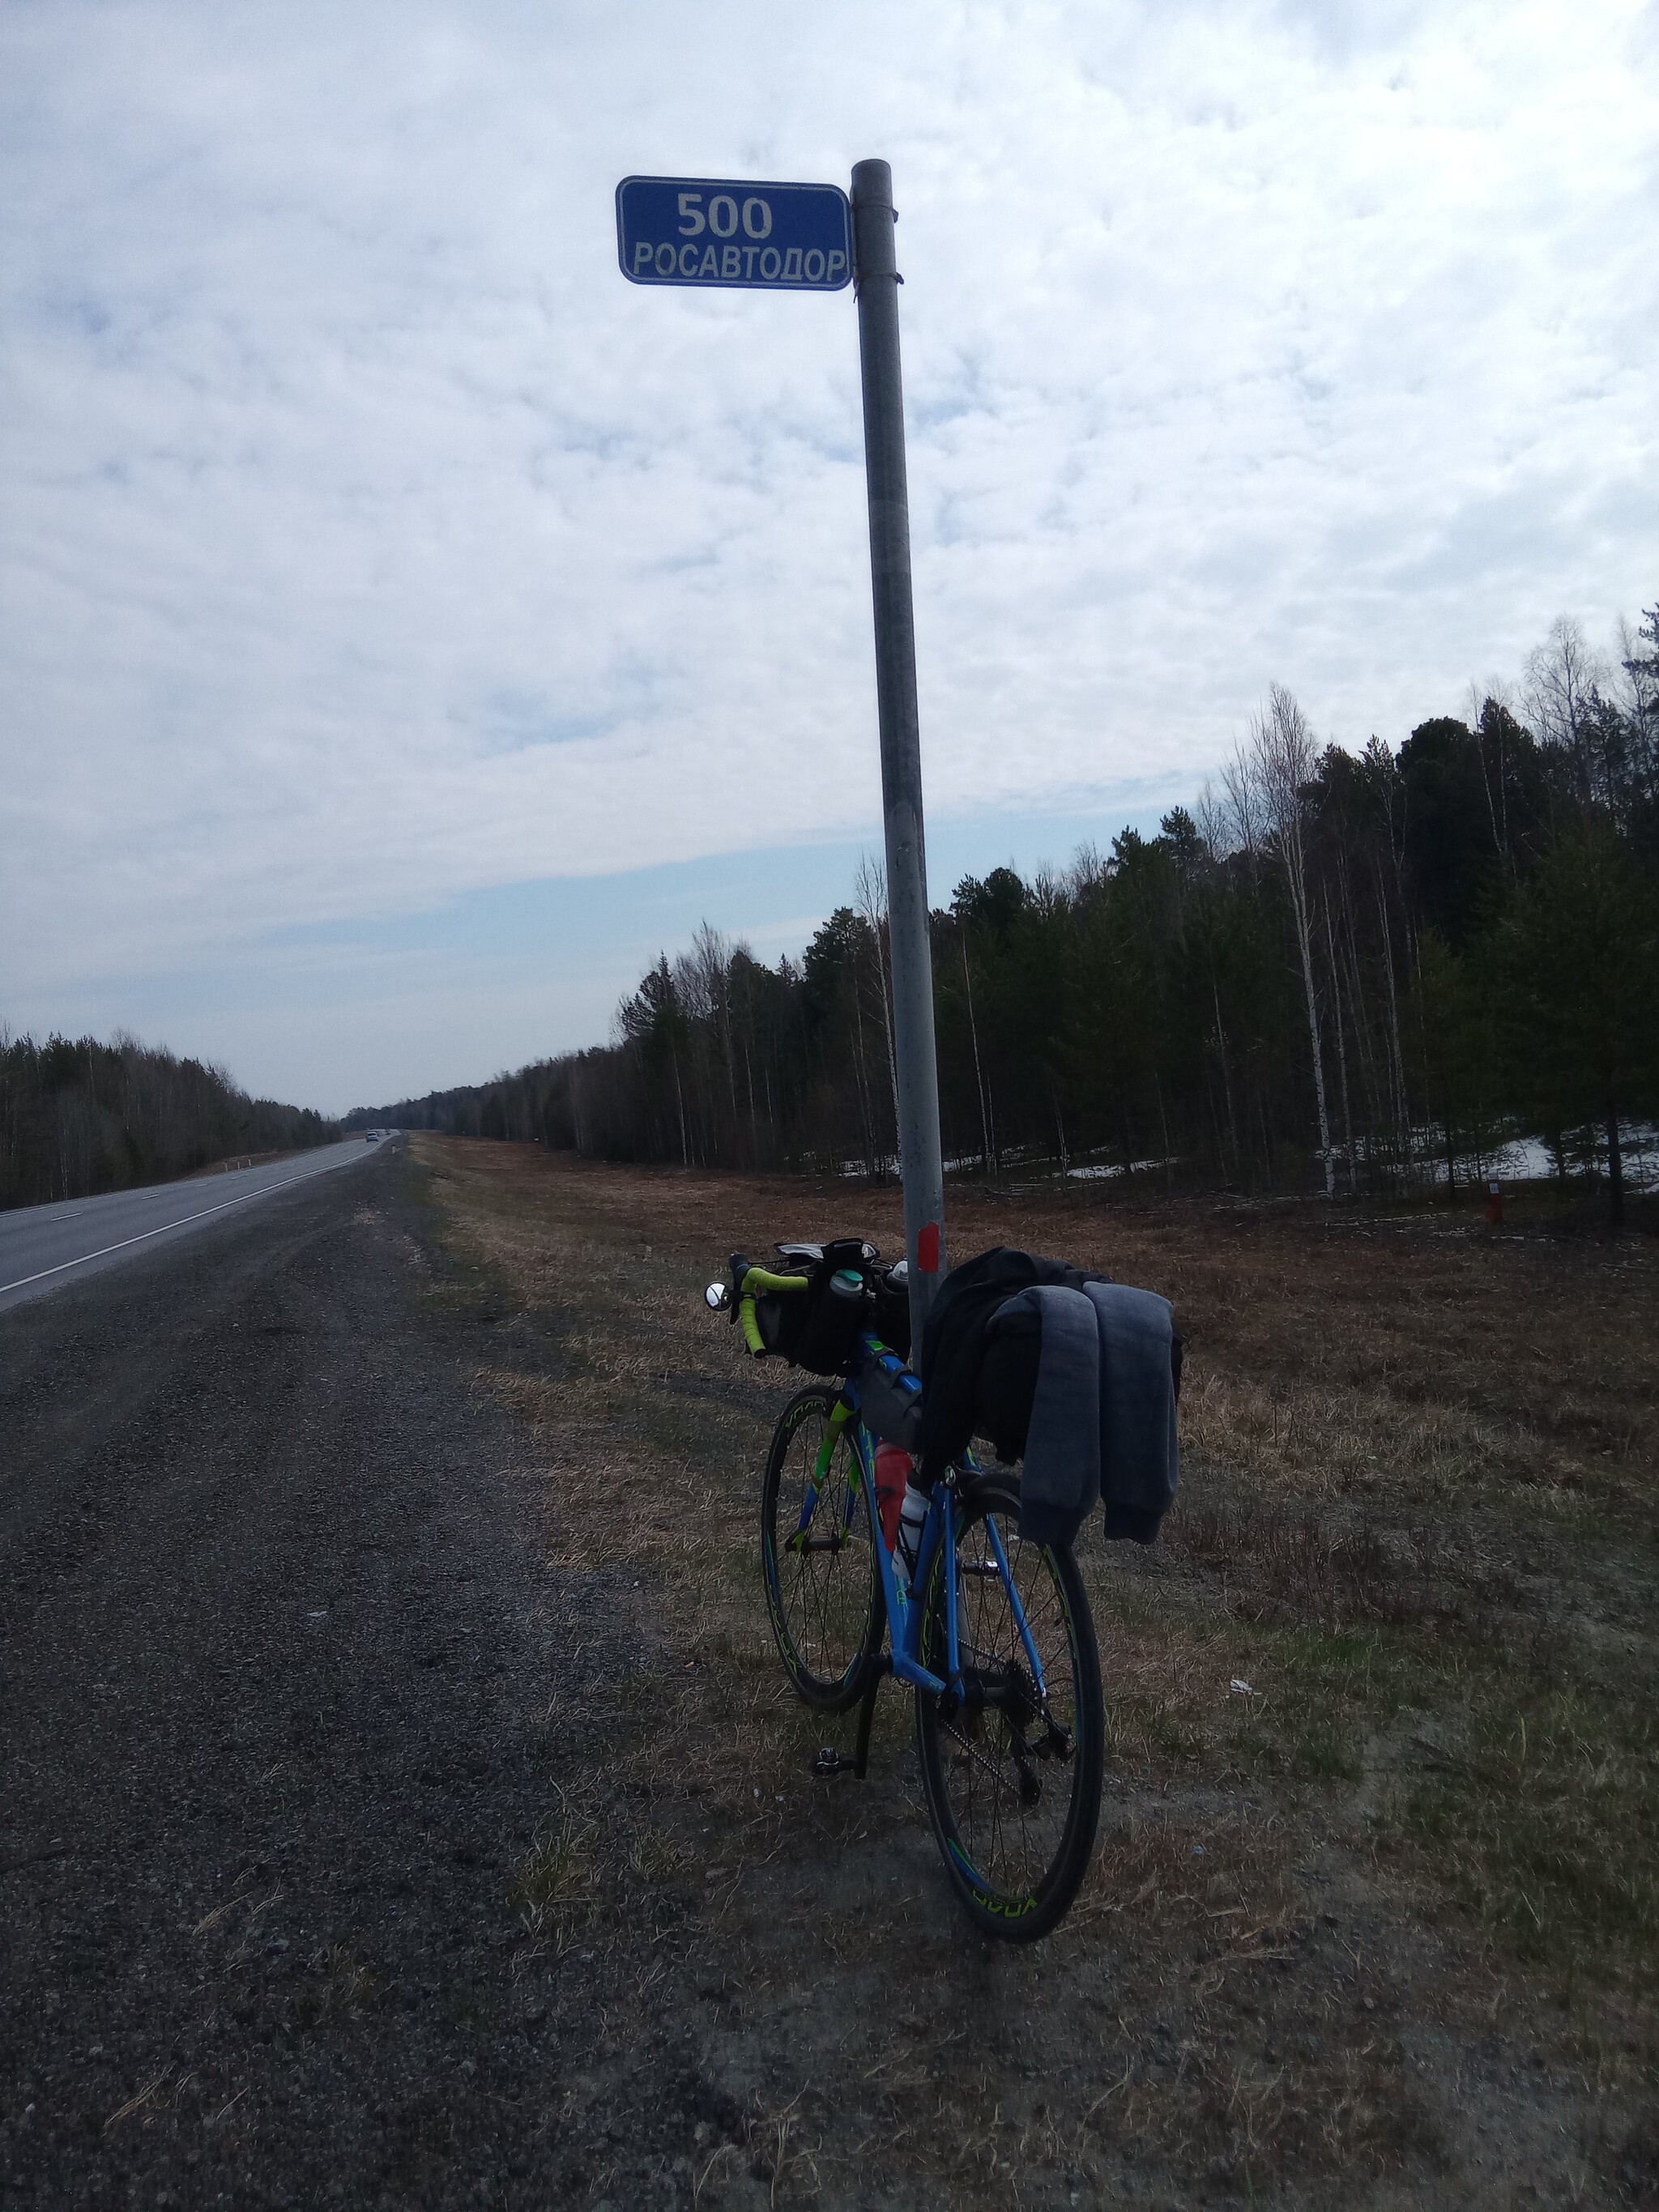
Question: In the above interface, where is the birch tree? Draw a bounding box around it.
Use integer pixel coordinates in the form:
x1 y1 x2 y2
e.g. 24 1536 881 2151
1249 684 1335 1195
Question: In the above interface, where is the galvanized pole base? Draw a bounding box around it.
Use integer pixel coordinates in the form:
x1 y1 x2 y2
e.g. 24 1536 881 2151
851 159 945 1359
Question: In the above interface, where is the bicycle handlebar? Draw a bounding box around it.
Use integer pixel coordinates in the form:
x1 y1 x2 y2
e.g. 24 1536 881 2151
740 1266 812 1297
734 1262 810 1353
717 1247 899 1360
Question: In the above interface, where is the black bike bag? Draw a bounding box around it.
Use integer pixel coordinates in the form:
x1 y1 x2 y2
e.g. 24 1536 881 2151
766 1237 879 1376
857 1345 923 1455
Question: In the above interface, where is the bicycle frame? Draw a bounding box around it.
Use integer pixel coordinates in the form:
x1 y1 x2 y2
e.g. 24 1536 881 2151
795 1335 1053 1710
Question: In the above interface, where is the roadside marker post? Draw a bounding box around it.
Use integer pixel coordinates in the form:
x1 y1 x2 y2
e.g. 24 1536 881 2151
616 161 947 1352
847 160 945 1351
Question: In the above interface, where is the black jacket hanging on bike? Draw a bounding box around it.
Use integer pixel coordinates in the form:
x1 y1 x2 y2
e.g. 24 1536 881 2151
984 1281 1180 1546
918 1246 1181 1548
918 1247 1098 1483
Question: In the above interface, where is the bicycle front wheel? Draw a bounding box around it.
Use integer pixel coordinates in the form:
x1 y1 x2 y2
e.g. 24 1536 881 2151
761 1386 883 1712
915 1474 1103 1941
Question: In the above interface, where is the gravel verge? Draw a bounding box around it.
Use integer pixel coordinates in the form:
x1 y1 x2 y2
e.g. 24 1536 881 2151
0 1153 719 2209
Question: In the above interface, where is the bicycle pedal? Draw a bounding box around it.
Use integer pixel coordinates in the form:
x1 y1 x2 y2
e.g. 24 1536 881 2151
812 1747 846 1778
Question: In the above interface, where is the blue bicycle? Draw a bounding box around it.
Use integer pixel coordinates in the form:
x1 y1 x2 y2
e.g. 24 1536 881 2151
707 1244 1104 1941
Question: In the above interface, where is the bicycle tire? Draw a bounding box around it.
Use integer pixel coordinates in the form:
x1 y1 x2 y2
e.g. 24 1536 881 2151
760 1384 884 1713
914 1473 1103 1941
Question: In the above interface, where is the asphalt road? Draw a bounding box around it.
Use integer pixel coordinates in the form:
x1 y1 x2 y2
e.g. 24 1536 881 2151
0 1145 719 2210
0 1138 393 1315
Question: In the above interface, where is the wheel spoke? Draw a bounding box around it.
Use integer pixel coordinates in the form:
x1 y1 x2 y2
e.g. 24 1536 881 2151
916 1484 1100 1933
763 1392 880 1711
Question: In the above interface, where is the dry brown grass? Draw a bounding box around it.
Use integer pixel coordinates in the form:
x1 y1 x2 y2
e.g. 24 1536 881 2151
403 1135 1659 2209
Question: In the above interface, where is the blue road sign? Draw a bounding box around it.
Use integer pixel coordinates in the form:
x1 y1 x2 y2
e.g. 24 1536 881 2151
616 177 853 292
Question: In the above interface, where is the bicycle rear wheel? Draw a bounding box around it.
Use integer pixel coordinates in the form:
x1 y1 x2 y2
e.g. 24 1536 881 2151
761 1385 883 1713
915 1473 1103 1941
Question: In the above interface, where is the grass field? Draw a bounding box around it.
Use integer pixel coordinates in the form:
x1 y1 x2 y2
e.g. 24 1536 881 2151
404 1135 1658 2210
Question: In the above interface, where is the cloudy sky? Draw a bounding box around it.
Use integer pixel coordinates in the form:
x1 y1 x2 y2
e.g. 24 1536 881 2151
3 1 1654 1112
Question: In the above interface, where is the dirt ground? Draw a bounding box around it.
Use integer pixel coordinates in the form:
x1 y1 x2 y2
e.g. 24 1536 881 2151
412 1136 1658 2210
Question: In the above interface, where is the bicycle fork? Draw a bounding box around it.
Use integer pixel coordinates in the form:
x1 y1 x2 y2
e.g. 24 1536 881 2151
788 1398 859 1557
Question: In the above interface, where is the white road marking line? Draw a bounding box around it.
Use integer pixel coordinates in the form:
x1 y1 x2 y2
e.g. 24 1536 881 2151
0 1157 356 1298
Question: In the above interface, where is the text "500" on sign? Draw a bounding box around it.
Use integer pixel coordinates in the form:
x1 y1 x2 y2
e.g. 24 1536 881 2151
674 191 773 240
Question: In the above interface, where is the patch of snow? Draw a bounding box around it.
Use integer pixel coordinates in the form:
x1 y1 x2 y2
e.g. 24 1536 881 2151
1068 1157 1173 1181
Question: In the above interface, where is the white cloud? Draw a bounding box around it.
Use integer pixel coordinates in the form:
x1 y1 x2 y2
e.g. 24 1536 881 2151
2 0 1655 1081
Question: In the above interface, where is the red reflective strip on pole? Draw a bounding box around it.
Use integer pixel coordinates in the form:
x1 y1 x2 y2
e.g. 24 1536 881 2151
918 1223 940 1273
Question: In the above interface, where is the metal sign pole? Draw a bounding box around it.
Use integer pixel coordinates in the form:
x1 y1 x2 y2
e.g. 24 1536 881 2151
851 159 945 1353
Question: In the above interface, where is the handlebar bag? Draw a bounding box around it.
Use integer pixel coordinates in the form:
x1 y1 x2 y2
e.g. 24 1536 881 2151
786 1237 876 1375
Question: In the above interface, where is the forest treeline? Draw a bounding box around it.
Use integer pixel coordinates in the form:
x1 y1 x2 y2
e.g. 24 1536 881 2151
351 610 1659 1224
0 1033 337 1210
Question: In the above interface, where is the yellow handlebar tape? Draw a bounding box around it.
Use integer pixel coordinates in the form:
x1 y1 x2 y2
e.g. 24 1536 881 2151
736 1268 811 1357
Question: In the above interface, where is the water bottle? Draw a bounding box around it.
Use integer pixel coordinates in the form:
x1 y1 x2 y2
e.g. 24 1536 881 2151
895 1473 929 1593
873 1443 909 1554
874 1446 928 1596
